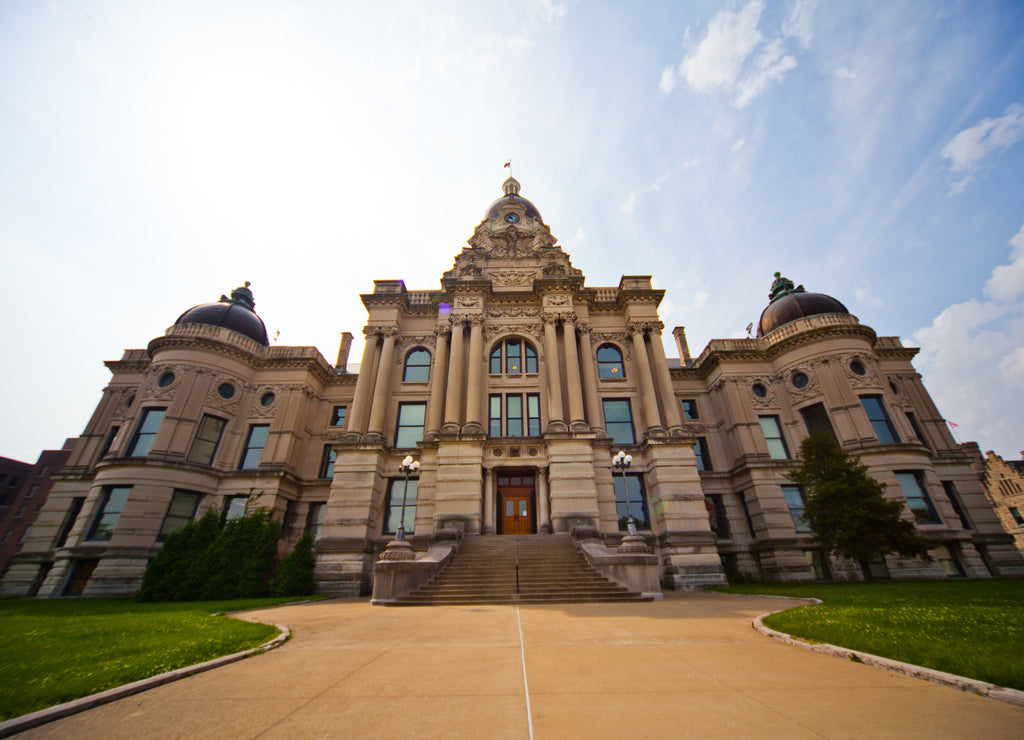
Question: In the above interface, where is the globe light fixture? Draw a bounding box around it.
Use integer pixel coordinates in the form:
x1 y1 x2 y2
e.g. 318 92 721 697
395 455 420 542
612 450 637 536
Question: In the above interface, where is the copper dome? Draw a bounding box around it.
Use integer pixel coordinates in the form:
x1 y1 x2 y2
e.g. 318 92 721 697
484 176 543 222
757 273 849 337
174 281 270 346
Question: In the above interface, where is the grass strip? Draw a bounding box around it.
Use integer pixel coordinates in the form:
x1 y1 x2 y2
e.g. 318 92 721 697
0 597 303 720
715 579 1024 690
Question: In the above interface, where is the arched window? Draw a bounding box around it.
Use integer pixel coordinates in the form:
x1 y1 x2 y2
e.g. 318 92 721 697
489 338 538 375
403 348 431 382
597 344 625 379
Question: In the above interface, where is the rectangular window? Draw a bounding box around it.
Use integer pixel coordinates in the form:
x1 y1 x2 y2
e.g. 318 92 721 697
1010 506 1024 526
603 399 636 446
489 394 541 437
740 492 756 537
187 415 227 465
27 484 39 499
223 495 249 522
693 437 712 471
931 544 966 577
394 403 427 448
705 494 730 539
319 444 337 479
805 550 831 581
861 396 900 444
758 416 790 460
896 472 940 524
306 502 326 541
612 473 649 530
384 478 418 535
54 497 85 548
800 403 838 446
127 408 165 457
87 486 131 541
489 395 501 437
505 340 522 374
157 490 201 542
239 425 270 469
942 481 971 530
63 559 99 596
527 394 541 436
19 526 32 543
782 485 811 533
331 406 347 427
681 399 699 420
98 425 120 460
506 394 523 437
906 411 929 449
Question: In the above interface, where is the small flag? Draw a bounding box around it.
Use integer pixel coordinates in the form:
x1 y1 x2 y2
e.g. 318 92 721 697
504 160 511 168
949 422 959 428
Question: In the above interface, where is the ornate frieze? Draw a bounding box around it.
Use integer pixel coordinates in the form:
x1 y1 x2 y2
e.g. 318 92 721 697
543 294 571 307
489 269 536 286
487 305 540 318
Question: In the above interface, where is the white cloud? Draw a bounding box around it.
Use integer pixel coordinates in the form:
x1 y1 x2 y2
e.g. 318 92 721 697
853 282 884 308
620 171 669 215
941 102 1024 173
661 0 805 107
834 66 857 80
913 225 1024 455
529 0 568 27
731 137 745 154
782 0 817 49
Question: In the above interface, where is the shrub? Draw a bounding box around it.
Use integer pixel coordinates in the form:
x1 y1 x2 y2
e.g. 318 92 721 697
270 533 317 596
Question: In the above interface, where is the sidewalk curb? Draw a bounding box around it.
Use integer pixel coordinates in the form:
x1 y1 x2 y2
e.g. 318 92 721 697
0 621 290 738
741 593 1024 708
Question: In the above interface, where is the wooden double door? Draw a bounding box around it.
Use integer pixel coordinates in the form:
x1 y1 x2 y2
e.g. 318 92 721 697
498 471 535 535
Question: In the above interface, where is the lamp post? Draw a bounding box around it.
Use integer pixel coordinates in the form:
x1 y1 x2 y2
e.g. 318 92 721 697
395 455 420 542
613 450 636 535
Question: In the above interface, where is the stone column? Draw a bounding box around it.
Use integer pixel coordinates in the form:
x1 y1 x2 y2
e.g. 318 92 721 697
483 468 495 534
562 319 586 429
347 326 380 434
537 467 551 534
543 315 565 429
443 318 466 430
367 327 398 435
464 316 485 433
426 324 450 435
647 323 682 431
629 323 664 434
577 323 603 432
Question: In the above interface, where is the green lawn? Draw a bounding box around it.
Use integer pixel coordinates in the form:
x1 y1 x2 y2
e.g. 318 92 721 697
0 597 302 721
716 579 1024 690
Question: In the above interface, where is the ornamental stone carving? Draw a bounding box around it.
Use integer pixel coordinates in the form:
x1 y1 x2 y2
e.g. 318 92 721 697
456 296 481 307
543 294 571 307
625 320 665 336
489 270 536 286
487 306 540 318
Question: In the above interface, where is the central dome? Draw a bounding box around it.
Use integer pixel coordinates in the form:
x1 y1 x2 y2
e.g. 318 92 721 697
484 176 543 222
757 273 849 337
174 281 270 346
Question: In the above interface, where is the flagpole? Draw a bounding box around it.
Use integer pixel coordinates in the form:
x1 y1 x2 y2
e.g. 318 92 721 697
948 421 961 444
504 159 512 179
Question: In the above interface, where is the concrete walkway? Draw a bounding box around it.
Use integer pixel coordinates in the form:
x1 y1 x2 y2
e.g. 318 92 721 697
17 593 1024 739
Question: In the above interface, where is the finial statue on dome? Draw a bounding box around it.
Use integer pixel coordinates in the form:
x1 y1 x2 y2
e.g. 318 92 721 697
768 272 805 303
503 175 521 196
218 281 256 311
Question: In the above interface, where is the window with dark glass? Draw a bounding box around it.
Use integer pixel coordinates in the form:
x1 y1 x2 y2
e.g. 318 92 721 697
799 403 838 446
158 490 201 542
239 425 269 469
931 544 965 577
63 559 99 596
705 494 729 538
306 502 326 541
54 497 85 549
861 396 900 444
489 394 541 437
942 481 971 530
693 437 712 471
597 344 625 379
681 399 699 420
87 486 131 541
805 550 832 580
905 411 928 449
603 399 635 445
319 444 336 479
187 415 226 465
331 406 347 426
758 416 790 459
384 478 418 535
394 403 427 448
223 495 249 522
1009 506 1024 526
740 492 756 537
782 485 811 533
403 349 431 382
126 408 165 457
489 339 538 375
895 472 940 524
613 473 649 530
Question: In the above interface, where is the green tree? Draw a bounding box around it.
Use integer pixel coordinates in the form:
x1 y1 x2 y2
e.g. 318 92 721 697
787 434 932 580
270 532 317 596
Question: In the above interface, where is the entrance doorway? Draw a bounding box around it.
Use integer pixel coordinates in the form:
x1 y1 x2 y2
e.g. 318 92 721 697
498 471 535 534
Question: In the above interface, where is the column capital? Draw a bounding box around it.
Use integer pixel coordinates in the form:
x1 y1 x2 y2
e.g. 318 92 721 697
626 320 663 336
575 321 592 334
434 323 452 336
466 314 486 326
362 325 382 338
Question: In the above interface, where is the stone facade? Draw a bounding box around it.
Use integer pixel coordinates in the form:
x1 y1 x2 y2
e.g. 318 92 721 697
977 450 1024 551
3 178 1022 599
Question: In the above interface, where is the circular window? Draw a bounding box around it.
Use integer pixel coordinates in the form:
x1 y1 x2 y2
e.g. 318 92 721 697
850 360 866 376
260 391 276 407
889 381 899 395
792 372 809 389
218 383 235 399
752 382 768 398
158 372 175 388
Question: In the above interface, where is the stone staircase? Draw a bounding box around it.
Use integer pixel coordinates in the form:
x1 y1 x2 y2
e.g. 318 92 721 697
392 533 654 605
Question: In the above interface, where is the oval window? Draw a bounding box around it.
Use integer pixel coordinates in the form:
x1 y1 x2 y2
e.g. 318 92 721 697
792 372 809 389
850 360 866 376
158 372 175 388
260 391 276 407
752 382 768 398
218 382 235 399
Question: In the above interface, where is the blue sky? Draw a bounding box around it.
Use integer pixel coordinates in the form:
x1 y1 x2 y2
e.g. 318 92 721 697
1 0 1023 461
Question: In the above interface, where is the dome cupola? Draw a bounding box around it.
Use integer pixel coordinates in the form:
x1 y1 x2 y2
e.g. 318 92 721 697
173 281 270 346
483 176 543 223
757 272 849 337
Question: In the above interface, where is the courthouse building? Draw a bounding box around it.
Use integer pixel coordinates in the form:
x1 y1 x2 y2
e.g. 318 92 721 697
3 177 1021 598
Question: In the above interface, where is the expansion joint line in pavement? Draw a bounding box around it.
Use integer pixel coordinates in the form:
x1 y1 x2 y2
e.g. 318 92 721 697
515 605 534 740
